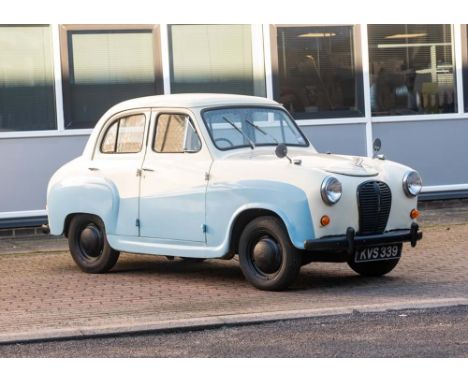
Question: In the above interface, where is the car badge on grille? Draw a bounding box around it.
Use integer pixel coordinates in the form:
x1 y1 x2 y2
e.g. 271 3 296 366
353 157 364 168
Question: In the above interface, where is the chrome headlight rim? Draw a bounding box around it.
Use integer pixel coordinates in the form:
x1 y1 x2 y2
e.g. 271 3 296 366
321 176 342 205
403 170 422 197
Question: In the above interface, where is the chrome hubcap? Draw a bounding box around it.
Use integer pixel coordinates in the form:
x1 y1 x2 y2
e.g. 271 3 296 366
252 236 282 274
79 224 103 258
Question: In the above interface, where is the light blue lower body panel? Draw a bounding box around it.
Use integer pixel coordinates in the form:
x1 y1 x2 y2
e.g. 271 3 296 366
107 234 226 259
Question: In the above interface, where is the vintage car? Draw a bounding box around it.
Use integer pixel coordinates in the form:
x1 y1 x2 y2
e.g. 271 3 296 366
46 94 423 290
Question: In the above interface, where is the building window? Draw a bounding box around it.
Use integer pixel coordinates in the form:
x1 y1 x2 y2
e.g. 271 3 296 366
271 25 364 119
60 25 163 130
0 25 56 132
368 24 456 116
463 25 468 112
168 24 266 97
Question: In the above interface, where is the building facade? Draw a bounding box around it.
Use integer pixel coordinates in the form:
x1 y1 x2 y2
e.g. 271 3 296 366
1 24 468 227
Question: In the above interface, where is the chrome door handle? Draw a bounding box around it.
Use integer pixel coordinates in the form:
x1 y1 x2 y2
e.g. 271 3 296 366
88 167 99 171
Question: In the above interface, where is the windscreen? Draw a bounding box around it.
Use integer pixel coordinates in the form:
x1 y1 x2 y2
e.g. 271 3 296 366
202 107 309 150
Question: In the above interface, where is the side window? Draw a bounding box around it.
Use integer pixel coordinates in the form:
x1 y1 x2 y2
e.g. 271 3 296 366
116 114 146 153
153 114 201 153
100 114 146 154
101 121 118 153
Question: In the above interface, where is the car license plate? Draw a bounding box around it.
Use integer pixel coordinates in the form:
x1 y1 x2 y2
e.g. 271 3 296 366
354 244 401 263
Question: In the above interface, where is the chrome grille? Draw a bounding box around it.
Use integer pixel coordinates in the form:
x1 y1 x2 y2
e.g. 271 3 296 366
357 181 392 235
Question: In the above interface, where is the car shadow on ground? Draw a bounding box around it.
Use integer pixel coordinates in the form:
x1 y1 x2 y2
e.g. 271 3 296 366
101 252 403 292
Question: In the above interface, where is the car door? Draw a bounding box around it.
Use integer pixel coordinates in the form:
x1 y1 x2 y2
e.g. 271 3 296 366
90 109 150 236
139 110 212 242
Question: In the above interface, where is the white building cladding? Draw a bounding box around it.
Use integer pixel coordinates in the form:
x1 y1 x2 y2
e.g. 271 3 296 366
0 24 467 227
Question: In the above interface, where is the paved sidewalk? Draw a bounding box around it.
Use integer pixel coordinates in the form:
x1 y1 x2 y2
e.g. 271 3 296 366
1 220 468 343
1 199 467 343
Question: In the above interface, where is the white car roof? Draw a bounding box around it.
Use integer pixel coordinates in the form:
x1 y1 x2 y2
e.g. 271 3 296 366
109 93 280 111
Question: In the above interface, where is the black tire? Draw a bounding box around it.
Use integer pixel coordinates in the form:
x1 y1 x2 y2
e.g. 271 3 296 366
68 214 120 273
347 257 400 277
238 216 301 291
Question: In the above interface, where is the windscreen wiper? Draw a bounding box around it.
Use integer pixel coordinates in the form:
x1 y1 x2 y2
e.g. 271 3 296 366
222 117 255 149
245 119 279 144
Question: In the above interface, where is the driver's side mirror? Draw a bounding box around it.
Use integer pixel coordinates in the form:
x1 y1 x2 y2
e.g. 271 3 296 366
373 138 382 153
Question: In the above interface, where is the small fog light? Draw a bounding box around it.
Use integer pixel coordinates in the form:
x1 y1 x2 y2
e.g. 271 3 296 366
410 209 420 219
320 215 330 226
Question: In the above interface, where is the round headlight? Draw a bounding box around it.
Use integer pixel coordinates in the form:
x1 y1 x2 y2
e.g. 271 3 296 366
403 171 423 197
321 176 342 205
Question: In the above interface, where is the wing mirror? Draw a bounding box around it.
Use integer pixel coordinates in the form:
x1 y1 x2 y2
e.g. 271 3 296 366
373 138 385 159
373 138 382 153
275 143 292 163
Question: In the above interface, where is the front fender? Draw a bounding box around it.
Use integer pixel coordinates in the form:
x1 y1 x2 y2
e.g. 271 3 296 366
206 180 314 251
47 176 119 235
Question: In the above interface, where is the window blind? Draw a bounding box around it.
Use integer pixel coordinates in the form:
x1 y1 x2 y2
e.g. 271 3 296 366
0 25 56 132
169 24 265 96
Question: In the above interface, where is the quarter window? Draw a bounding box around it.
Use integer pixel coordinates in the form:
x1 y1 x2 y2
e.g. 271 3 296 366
100 114 146 154
153 114 201 153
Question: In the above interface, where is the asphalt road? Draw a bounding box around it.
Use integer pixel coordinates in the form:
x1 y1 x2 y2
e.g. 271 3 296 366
1 305 467 357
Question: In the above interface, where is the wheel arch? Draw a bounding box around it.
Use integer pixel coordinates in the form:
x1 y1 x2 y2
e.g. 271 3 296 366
228 204 310 254
229 208 282 255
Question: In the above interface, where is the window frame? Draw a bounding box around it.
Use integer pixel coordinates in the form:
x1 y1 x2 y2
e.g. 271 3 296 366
152 112 202 154
269 24 365 120
59 24 164 130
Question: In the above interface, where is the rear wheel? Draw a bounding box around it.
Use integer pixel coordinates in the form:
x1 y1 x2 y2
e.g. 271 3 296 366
238 216 301 291
68 214 120 273
347 257 400 277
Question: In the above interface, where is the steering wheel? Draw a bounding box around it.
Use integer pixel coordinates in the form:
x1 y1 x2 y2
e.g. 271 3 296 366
215 137 234 148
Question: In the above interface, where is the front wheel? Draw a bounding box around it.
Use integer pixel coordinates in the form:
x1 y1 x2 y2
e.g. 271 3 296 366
238 216 301 291
68 214 120 273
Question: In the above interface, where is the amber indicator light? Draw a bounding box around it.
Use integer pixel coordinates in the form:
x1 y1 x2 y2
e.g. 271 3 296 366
320 215 330 226
410 209 420 219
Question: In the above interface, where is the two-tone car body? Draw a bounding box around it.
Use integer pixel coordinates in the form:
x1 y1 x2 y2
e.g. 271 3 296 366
47 94 422 290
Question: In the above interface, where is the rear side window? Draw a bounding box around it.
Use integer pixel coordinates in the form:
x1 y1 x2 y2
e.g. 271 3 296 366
100 114 146 154
153 114 201 153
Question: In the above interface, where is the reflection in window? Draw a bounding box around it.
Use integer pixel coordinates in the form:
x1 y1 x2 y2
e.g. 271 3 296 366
63 28 159 129
368 24 456 116
275 25 363 119
169 25 266 97
154 114 201 153
0 25 56 132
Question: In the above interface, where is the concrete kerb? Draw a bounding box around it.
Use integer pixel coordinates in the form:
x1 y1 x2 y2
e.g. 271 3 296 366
1 297 468 346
